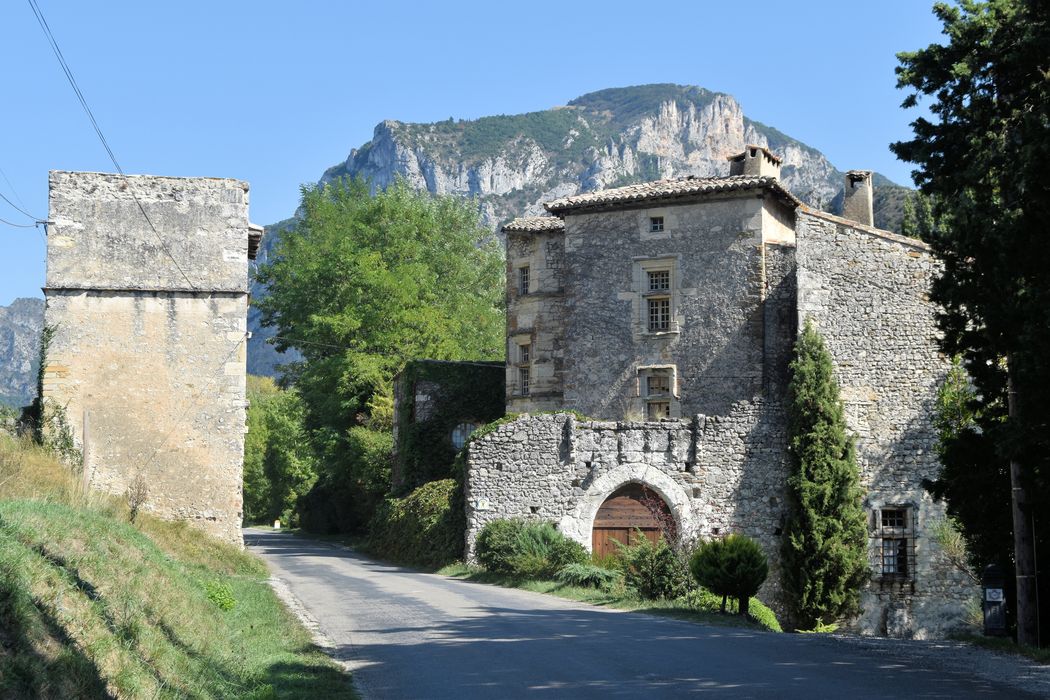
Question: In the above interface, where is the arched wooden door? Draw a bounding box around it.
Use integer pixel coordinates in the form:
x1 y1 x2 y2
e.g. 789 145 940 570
591 483 675 558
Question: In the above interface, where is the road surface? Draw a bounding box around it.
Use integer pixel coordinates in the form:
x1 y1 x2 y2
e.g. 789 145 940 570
246 529 1039 699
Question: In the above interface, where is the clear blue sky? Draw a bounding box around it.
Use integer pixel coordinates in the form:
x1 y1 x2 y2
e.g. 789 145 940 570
0 1 945 306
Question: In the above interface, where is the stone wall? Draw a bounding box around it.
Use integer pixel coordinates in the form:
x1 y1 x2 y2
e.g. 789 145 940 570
506 229 567 412
43 171 254 545
465 408 791 612
796 210 977 637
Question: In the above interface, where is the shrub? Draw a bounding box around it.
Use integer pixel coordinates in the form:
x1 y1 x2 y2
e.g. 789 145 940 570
782 320 869 628
615 532 690 600
204 581 236 611
681 588 782 632
366 479 464 569
555 563 622 590
689 534 769 616
475 520 524 574
475 519 587 578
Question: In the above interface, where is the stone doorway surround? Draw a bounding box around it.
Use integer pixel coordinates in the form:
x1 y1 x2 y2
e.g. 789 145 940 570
558 463 698 551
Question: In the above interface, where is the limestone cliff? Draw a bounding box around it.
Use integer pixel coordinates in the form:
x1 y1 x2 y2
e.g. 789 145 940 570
0 297 44 408
318 85 904 230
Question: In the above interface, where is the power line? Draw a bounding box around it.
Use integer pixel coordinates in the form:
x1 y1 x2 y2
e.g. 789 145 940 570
0 166 41 221
0 190 40 221
26 0 199 291
0 164 31 213
0 215 37 228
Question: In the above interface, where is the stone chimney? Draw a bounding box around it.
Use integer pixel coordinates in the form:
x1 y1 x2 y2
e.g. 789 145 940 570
842 170 874 227
727 145 781 179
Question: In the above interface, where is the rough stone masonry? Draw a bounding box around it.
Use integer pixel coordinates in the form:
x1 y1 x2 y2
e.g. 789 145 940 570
42 171 261 545
466 147 977 638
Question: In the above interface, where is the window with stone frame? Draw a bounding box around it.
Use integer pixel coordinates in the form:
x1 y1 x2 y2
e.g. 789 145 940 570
518 343 530 365
640 368 674 419
876 506 916 580
518 265 530 296
649 216 665 233
518 366 531 396
644 267 673 332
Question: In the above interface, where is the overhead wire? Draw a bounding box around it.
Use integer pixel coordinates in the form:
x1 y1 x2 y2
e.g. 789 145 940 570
26 0 199 291
0 215 37 228
0 164 33 216
0 184 41 221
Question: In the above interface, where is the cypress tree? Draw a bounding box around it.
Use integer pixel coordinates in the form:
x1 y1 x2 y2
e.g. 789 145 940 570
782 319 869 629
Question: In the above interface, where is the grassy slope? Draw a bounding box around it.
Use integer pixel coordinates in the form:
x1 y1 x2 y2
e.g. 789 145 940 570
0 433 354 699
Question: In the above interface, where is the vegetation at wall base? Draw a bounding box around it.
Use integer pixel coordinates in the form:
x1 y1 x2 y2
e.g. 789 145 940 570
689 534 769 616
438 563 782 633
614 532 691 601
892 0 1050 645
0 432 355 699
474 519 588 578
366 478 464 569
782 319 869 630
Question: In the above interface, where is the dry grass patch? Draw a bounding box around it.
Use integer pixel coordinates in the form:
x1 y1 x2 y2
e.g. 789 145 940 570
0 433 355 699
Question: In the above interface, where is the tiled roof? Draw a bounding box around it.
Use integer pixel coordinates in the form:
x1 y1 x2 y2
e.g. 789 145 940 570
544 175 800 214
502 216 565 233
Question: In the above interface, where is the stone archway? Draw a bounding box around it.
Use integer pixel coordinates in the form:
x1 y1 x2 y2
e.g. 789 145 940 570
558 464 697 551
591 483 675 558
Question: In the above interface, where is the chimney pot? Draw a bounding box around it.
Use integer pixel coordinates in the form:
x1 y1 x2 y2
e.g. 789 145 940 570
728 145 781 179
842 170 874 227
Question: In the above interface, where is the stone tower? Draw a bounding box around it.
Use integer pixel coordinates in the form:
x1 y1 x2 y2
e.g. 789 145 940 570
42 171 261 545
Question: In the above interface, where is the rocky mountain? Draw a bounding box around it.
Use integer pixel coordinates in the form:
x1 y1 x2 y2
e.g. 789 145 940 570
0 297 44 408
245 83 911 375
319 84 907 230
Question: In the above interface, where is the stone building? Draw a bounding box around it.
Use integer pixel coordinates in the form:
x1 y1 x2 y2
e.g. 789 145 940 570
465 147 976 637
42 171 261 545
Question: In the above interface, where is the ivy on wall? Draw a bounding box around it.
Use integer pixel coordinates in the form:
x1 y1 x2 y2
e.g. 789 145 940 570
394 359 505 494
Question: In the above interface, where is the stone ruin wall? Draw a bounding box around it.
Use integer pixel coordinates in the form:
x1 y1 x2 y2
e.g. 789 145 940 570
795 210 978 637
465 408 792 616
42 171 253 545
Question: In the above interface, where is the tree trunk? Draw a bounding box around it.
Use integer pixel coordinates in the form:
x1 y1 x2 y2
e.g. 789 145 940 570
720 594 726 614
738 595 749 617
1008 359 1039 647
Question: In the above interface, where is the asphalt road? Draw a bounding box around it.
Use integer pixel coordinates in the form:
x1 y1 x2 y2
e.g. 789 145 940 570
246 529 1037 699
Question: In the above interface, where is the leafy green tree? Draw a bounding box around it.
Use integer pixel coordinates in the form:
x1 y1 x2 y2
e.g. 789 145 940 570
891 0 1050 644
255 177 505 530
256 177 504 430
782 320 869 629
243 376 277 522
690 534 769 616
242 375 317 525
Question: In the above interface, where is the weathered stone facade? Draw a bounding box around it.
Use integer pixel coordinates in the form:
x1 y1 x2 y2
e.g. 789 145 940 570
467 153 977 638
42 171 260 545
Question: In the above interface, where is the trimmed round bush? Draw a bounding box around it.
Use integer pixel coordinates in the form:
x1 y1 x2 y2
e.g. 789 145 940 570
689 533 769 616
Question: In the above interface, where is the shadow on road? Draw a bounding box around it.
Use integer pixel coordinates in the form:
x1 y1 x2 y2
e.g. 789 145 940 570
246 529 1033 699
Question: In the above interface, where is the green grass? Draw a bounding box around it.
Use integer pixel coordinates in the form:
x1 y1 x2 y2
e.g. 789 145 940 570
437 563 782 633
0 432 356 699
